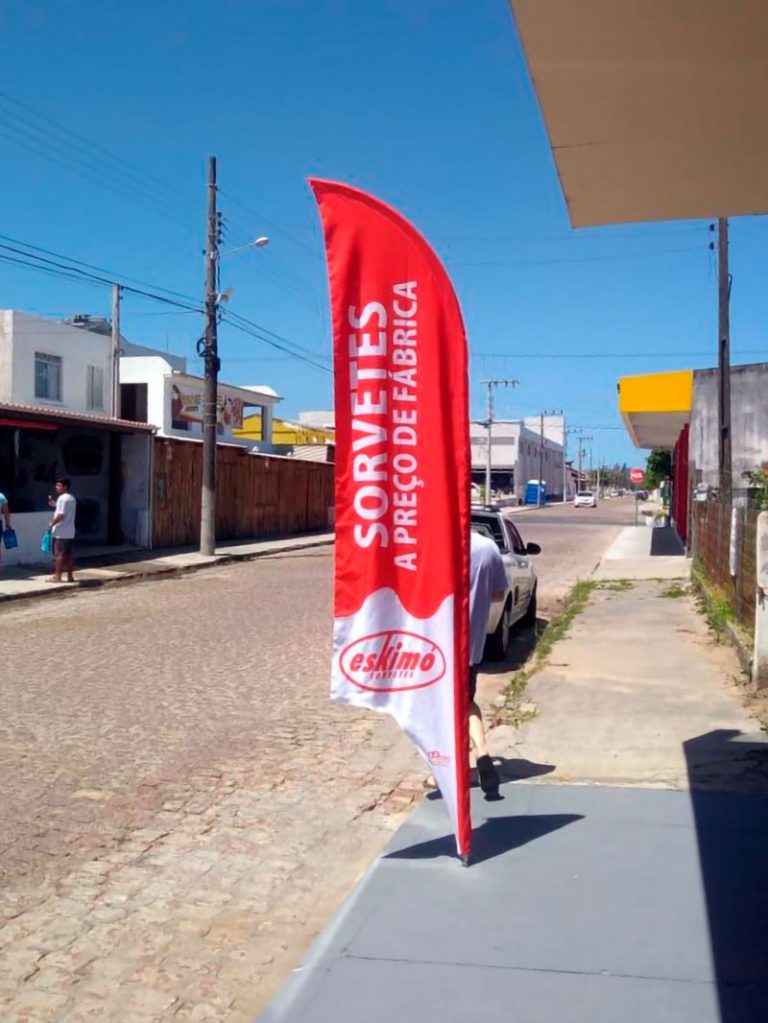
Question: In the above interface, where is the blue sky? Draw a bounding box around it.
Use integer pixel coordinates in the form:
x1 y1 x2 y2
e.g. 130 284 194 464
1 0 766 466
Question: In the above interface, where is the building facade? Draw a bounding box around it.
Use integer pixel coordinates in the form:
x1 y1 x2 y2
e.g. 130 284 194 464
470 420 565 501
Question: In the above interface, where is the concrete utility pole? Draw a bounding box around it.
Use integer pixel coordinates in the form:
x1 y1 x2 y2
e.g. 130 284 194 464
111 284 121 418
482 378 518 503
201 156 220 557
575 432 593 492
535 408 563 506
716 217 732 504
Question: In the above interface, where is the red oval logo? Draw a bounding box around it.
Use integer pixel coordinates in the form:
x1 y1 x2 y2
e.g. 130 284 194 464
339 630 446 693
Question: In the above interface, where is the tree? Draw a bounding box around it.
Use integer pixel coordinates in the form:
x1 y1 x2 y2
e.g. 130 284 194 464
645 449 672 489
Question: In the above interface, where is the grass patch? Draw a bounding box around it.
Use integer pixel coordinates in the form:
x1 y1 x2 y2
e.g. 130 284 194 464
660 583 688 599
596 579 635 593
496 579 597 725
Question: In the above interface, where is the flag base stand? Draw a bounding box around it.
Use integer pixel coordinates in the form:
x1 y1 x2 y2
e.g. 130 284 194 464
461 853 470 868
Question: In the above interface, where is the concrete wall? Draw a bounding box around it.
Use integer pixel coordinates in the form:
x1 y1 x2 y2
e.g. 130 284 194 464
690 363 768 492
1 311 112 414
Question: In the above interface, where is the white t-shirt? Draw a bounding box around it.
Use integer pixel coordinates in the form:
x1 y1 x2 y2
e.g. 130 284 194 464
52 492 77 539
469 531 508 666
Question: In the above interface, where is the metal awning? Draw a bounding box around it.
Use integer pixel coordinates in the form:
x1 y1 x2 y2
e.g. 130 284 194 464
618 370 693 449
509 0 768 225
0 401 156 433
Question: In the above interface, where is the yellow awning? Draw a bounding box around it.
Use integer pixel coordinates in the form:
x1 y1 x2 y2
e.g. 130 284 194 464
509 0 768 226
618 370 693 449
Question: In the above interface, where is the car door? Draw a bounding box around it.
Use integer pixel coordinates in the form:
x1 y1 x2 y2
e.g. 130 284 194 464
503 519 534 621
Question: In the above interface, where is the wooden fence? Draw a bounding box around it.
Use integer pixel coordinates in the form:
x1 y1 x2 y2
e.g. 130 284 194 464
152 439 335 548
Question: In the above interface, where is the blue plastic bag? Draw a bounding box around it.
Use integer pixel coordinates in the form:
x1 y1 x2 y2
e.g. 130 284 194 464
41 529 52 555
2 528 19 550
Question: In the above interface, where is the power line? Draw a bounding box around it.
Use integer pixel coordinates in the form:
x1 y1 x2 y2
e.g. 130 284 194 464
449 245 705 268
220 311 331 374
471 349 767 359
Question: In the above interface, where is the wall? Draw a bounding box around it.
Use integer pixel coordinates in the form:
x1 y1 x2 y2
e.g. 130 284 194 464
689 363 768 492
4 311 112 414
0 311 14 402
120 432 152 547
691 500 758 633
152 438 335 548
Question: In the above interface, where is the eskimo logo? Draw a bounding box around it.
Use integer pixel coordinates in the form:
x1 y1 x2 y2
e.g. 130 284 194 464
340 630 446 693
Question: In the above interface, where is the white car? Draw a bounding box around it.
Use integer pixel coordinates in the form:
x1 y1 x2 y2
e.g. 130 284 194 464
471 509 540 660
574 490 597 508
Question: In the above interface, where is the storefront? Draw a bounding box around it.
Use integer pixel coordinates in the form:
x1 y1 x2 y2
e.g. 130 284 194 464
0 401 154 566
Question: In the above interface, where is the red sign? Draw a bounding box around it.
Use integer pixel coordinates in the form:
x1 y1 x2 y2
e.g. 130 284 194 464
630 468 645 483
310 179 471 859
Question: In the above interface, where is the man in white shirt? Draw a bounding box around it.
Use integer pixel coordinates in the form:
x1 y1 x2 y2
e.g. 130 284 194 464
48 476 77 583
469 529 509 794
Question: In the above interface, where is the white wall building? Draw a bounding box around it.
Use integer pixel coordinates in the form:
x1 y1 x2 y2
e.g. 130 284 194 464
119 356 280 447
0 310 113 414
470 420 566 501
0 311 153 563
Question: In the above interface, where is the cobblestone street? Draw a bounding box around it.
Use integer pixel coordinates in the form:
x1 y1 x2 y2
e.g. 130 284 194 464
0 506 629 1022
0 549 423 1023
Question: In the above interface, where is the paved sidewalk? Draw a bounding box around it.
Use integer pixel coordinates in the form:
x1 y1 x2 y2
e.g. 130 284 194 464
593 524 689 581
259 782 768 1023
257 529 768 1023
0 532 334 604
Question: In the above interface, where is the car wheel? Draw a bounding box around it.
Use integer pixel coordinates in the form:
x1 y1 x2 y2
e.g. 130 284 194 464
521 585 537 629
486 599 512 661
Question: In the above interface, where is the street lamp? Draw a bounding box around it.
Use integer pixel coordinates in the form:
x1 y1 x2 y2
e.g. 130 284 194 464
220 236 270 257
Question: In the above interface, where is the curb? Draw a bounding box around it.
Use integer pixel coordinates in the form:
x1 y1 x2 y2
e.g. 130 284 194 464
0 537 334 608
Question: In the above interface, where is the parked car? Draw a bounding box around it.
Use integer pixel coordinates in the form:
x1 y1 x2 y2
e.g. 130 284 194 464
608 489 620 498
574 490 597 508
470 508 541 660
634 489 649 501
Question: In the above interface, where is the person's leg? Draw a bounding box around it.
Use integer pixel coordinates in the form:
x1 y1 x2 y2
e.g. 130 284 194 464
51 540 64 582
468 666 500 793
65 542 75 582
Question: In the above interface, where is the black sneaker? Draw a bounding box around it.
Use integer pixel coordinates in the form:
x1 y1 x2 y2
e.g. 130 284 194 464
476 755 500 794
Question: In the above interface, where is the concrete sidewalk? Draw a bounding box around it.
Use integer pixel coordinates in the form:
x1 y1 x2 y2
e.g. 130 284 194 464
0 532 334 604
256 529 768 1022
592 524 689 581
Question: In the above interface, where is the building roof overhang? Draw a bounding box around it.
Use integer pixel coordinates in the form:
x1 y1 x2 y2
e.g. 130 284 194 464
0 401 156 434
618 370 693 449
509 0 768 225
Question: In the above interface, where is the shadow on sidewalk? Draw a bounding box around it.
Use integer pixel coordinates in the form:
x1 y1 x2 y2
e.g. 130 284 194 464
684 729 768 1020
386 812 583 866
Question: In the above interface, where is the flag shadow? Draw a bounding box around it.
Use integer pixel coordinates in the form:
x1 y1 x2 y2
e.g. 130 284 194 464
386 812 583 866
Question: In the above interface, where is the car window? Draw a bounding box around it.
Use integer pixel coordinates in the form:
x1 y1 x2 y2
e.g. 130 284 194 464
470 513 507 551
505 520 527 555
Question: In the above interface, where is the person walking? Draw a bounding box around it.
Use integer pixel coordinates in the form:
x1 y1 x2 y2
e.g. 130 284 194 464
468 528 508 794
48 476 77 583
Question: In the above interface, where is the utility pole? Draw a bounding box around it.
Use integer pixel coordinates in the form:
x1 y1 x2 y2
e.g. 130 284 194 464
201 156 220 557
538 412 544 507
111 284 121 418
482 378 518 503
716 217 732 504
575 432 593 492
535 408 563 506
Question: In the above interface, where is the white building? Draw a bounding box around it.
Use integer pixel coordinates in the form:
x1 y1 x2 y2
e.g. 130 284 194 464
1 310 114 415
119 356 280 448
0 310 153 564
470 420 566 501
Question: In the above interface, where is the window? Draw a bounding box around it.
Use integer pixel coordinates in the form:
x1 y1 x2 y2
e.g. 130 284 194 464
34 353 62 401
86 365 105 411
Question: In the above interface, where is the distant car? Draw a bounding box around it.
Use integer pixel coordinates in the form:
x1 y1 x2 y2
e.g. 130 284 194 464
470 509 541 660
574 490 597 508
634 489 649 501
608 489 620 498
